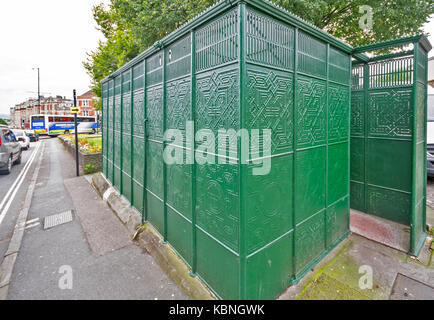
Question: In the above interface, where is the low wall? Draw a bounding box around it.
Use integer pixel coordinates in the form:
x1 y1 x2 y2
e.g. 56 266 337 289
58 136 102 175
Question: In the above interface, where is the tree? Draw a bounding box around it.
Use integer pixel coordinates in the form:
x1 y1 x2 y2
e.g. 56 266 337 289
0 118 7 126
84 0 434 97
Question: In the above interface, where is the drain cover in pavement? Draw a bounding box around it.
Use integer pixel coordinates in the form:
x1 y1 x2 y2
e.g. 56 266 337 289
44 210 73 230
390 273 434 300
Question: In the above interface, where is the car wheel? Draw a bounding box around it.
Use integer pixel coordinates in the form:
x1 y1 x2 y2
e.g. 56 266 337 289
0 157 12 175
14 153 22 165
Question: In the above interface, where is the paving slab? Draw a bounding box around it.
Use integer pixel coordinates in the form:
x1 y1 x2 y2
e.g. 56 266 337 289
390 273 434 300
64 176 132 256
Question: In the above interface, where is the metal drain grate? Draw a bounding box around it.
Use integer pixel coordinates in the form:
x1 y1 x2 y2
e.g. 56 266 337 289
44 210 73 230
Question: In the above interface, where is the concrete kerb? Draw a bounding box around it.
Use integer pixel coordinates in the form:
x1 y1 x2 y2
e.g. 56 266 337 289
90 172 215 300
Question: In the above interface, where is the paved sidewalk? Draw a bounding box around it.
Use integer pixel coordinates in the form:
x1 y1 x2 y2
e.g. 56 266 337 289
6 138 187 300
279 233 434 300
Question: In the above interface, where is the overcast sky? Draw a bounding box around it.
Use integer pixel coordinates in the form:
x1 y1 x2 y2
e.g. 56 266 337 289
0 2 433 115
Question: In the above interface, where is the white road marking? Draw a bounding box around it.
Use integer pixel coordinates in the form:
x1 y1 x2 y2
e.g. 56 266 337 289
0 142 41 226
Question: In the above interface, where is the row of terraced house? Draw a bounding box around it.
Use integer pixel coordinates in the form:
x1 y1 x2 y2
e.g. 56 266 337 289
10 90 98 129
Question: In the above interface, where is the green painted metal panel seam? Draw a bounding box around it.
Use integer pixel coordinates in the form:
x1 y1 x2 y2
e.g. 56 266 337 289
324 43 329 248
291 27 298 283
162 48 168 243
130 68 134 206
410 42 419 255
190 29 198 275
238 1 247 300
120 73 124 195
143 60 148 223
363 63 369 213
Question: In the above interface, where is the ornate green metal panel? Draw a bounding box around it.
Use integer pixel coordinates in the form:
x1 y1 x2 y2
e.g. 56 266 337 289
351 38 431 256
101 0 355 300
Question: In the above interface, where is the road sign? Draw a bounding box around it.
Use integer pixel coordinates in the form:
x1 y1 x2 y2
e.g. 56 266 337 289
70 107 80 114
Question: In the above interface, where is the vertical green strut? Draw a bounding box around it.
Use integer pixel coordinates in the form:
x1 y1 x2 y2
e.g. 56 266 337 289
190 30 197 276
238 1 246 300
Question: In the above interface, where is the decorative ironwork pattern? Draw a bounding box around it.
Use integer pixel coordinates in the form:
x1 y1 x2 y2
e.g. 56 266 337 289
368 89 412 138
296 76 326 148
246 67 293 155
166 77 191 133
196 68 239 136
195 9 238 72
246 9 294 70
328 83 349 143
196 162 239 252
146 85 164 141
350 91 364 137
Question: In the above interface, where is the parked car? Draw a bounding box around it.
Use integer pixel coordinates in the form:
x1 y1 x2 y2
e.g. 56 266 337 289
0 125 22 174
11 129 30 150
24 129 39 142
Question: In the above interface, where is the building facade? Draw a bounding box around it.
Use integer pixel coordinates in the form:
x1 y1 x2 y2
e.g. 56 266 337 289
77 90 98 117
10 96 73 129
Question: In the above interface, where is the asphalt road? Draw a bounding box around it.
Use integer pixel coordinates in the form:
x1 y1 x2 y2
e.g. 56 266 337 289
0 140 42 264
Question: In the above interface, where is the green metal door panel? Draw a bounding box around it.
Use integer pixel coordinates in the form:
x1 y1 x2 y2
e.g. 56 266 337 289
296 76 326 148
246 66 293 156
327 142 349 205
294 147 326 224
245 9 294 71
366 185 411 225
366 139 412 193
295 211 326 275
196 163 239 253
245 156 293 254
196 228 240 300
326 197 349 247
328 84 349 144
167 207 192 266
297 32 327 79
146 141 163 198
166 164 192 220
245 231 293 300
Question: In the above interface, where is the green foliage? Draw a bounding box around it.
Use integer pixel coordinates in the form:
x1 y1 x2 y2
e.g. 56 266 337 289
0 118 7 125
84 163 96 174
84 0 434 97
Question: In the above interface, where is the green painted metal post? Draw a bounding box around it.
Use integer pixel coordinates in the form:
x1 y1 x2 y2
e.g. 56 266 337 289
324 44 330 247
120 73 124 195
238 1 246 300
291 27 298 283
410 42 419 255
162 48 168 243
190 29 197 276
112 79 115 184
348 55 352 231
143 62 148 223
130 67 134 206
363 62 369 213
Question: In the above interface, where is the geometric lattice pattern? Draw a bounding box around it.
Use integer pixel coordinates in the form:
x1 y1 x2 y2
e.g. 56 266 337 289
296 76 326 147
247 68 293 155
328 83 349 143
368 89 412 138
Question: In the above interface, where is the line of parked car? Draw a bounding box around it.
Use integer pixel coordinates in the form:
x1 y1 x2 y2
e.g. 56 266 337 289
0 125 39 175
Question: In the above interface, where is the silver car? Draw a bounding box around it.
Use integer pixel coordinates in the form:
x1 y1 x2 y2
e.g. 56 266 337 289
0 125 22 174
